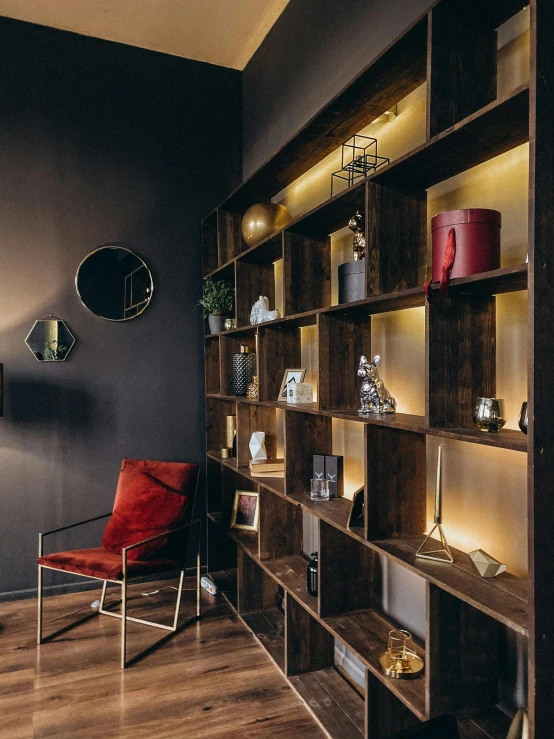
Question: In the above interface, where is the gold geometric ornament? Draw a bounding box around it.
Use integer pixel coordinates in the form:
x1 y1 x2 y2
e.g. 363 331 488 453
416 445 454 564
469 549 507 578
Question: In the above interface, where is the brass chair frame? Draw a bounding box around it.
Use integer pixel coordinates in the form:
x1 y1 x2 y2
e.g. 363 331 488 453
37 515 202 669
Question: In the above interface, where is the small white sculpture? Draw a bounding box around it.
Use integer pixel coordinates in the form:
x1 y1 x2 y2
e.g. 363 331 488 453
287 382 313 404
250 296 280 325
249 431 267 463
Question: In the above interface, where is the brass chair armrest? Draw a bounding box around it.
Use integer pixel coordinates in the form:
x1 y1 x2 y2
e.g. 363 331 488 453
40 512 113 538
122 519 201 554
38 513 112 557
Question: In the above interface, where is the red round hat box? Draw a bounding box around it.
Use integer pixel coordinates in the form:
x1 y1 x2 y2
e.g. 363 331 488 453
431 208 501 282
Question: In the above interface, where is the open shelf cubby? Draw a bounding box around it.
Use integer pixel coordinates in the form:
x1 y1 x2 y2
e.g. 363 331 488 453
202 0 549 735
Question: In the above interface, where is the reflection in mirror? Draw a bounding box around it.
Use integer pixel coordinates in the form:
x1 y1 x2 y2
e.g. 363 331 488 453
76 246 153 321
25 318 76 362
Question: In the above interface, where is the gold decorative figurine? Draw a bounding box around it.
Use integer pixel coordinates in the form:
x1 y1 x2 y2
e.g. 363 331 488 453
379 629 424 680
246 375 259 399
416 445 454 564
348 210 366 261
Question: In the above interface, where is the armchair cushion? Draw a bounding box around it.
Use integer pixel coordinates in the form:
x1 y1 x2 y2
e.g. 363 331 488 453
102 469 191 561
38 547 177 581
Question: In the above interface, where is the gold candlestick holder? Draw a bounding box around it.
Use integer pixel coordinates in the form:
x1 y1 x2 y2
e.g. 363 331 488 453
416 444 454 564
379 629 424 680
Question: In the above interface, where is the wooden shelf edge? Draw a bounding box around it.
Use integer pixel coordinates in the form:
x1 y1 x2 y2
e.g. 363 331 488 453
204 264 527 339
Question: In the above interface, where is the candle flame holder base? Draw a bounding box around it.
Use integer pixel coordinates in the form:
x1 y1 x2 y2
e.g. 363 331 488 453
415 523 454 564
379 651 425 679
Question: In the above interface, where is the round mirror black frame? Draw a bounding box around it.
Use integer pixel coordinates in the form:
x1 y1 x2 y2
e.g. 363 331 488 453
75 245 154 321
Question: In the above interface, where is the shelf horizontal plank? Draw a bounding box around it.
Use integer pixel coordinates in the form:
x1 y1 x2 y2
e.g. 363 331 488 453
242 608 285 670
428 264 528 297
218 17 427 214
325 609 426 721
373 536 528 635
264 555 319 618
228 526 259 559
426 426 527 452
288 492 365 543
457 705 512 739
374 84 529 191
204 265 527 338
289 668 364 739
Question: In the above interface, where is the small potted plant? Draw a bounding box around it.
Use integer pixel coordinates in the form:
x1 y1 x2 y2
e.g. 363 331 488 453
200 278 234 333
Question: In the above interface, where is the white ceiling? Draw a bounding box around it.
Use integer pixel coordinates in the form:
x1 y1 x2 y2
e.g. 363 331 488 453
0 0 291 70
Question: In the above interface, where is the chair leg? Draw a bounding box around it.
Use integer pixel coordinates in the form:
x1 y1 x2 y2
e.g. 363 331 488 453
196 535 202 618
99 580 108 610
172 570 185 631
121 577 127 670
37 565 43 645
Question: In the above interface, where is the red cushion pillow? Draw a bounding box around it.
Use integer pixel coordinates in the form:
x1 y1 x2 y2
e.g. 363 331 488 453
102 472 188 562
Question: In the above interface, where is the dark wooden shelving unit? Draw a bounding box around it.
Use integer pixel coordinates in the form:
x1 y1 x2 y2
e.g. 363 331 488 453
201 1 550 737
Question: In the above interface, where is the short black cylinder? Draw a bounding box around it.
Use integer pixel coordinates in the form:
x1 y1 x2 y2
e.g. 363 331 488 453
338 260 365 304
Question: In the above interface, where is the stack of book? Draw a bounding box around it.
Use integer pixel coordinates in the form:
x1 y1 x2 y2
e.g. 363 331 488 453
248 458 284 478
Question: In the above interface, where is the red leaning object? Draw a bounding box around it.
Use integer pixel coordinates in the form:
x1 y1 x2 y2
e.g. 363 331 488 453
424 228 456 304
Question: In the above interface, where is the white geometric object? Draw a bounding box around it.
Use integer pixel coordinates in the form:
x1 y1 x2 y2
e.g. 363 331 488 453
250 296 280 325
287 382 313 404
469 549 507 578
249 431 267 463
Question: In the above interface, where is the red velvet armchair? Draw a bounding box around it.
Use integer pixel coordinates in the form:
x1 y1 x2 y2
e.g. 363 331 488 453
37 458 201 668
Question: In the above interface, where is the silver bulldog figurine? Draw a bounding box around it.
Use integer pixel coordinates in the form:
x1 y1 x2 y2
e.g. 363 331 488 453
358 355 396 415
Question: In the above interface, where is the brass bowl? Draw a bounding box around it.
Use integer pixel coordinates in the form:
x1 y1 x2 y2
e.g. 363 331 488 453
241 203 292 247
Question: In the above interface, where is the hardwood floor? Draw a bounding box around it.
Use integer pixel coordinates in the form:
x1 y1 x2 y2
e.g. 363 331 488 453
0 578 325 738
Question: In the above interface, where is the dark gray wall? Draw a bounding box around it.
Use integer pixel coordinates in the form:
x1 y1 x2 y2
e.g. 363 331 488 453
0 18 241 597
242 0 430 177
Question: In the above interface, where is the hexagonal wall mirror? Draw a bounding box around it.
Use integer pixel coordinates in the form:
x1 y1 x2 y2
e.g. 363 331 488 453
25 318 76 362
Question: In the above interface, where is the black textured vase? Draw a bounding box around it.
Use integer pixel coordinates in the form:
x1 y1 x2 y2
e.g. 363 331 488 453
307 552 318 597
232 344 256 396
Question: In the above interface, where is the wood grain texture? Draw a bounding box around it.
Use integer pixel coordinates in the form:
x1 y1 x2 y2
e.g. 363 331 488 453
365 670 421 738
290 669 364 739
257 325 302 403
328 611 426 720
235 260 276 328
373 537 528 635
284 412 332 496
206 397 237 456
220 18 428 213
217 209 245 264
365 426 427 540
204 337 221 395
318 520 375 618
236 403 277 468
426 583 499 716
283 232 331 316
528 2 554 736
286 596 334 677
238 547 277 614
427 295 496 429
0 581 325 739
242 608 285 670
318 313 371 412
288 184 366 240
258 487 302 561
427 8 496 139
207 514 238 575
375 85 529 192
366 183 427 294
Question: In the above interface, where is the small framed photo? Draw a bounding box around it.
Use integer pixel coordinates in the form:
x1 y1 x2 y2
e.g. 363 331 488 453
230 491 260 532
278 368 306 401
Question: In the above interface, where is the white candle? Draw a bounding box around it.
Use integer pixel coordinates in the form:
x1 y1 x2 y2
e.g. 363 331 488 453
434 445 443 522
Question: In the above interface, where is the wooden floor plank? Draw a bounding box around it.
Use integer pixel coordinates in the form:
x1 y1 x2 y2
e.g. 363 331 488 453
0 579 325 739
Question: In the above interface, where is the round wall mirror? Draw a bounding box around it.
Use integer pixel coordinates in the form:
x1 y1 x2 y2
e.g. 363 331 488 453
76 246 154 321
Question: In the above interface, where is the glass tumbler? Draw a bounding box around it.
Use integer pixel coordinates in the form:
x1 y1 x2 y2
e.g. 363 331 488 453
311 479 330 502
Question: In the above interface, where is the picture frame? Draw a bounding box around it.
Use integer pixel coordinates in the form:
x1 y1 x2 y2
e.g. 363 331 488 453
347 486 365 529
230 490 260 532
278 368 306 401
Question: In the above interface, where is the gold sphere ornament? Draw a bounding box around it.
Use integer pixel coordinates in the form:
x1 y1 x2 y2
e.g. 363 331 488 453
241 203 292 247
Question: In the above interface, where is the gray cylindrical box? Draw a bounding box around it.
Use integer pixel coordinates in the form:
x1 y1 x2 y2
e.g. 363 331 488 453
338 260 366 304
